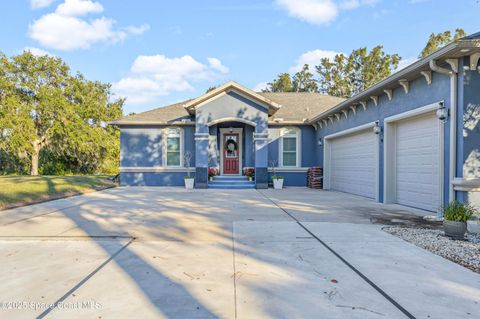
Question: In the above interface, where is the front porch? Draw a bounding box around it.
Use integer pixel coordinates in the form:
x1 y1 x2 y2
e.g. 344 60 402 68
194 118 268 189
207 122 255 177
187 86 275 189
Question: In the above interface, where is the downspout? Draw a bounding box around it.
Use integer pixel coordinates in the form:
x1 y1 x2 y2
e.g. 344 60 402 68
429 59 457 203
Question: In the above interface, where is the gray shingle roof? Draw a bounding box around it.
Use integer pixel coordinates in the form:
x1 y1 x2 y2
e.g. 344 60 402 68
111 93 344 125
259 93 345 122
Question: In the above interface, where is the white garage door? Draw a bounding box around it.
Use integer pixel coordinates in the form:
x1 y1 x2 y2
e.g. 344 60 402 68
395 112 441 211
329 129 377 199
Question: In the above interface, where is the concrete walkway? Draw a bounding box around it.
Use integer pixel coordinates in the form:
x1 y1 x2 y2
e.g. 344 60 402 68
0 187 478 318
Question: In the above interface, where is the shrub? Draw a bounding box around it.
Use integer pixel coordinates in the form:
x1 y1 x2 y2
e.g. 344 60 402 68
208 167 218 178
243 167 254 177
443 201 477 222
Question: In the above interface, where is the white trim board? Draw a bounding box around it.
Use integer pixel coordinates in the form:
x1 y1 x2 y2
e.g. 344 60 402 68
324 121 377 140
183 81 281 116
278 127 302 168
120 167 195 173
268 167 309 172
220 127 243 176
383 101 443 123
162 127 184 168
207 117 257 127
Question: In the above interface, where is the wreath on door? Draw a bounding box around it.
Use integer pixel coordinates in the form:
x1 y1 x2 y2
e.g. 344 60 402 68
225 138 238 152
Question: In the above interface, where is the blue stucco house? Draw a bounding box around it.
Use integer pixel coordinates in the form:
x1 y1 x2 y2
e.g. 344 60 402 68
111 34 480 213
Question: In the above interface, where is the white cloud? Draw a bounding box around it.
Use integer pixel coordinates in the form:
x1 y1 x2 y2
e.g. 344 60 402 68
22 47 52 56
124 24 150 35
56 0 103 16
207 57 229 74
339 0 378 10
276 0 338 25
253 82 268 92
29 14 124 50
276 0 379 25
289 49 341 73
31 0 56 9
28 0 149 51
112 55 230 105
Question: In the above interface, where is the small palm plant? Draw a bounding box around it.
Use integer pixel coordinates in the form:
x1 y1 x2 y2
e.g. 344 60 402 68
442 201 476 238
184 151 193 178
443 201 475 222
183 151 194 189
269 159 284 189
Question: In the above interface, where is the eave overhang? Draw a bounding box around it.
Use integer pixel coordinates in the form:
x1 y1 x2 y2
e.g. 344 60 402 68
108 120 195 126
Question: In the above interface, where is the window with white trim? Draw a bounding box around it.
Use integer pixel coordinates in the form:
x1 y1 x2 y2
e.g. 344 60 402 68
165 128 182 167
280 128 299 167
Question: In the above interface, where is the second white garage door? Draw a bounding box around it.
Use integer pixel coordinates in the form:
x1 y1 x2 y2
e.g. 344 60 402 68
395 112 441 212
329 128 377 199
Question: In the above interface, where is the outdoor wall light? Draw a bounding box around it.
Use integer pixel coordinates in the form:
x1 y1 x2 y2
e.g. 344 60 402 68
318 138 323 146
373 121 382 135
436 101 448 122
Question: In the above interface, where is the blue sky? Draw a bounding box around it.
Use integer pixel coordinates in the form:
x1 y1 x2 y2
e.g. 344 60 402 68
1 0 479 114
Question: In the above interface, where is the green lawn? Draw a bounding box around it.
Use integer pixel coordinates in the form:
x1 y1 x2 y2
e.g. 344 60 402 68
0 175 116 210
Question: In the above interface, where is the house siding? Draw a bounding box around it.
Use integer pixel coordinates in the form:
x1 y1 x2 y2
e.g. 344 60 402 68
267 125 317 186
267 171 308 187
121 172 195 186
457 57 480 206
119 125 195 186
120 126 163 168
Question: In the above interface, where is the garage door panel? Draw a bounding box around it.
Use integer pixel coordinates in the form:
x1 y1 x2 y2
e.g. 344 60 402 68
330 129 376 199
395 113 441 212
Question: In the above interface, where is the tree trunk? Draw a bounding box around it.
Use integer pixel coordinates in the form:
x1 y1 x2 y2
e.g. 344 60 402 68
31 142 40 176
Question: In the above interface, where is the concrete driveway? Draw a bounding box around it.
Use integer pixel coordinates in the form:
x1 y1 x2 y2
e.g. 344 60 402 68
0 187 478 318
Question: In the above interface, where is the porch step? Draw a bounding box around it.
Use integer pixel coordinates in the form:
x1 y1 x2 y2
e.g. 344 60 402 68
208 175 255 189
209 179 252 184
213 176 249 181
208 183 255 189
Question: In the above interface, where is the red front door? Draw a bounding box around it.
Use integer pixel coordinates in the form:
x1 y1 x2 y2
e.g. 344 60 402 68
223 133 239 174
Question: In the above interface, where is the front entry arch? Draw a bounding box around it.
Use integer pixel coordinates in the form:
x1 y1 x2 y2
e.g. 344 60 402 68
220 127 242 175
208 117 256 128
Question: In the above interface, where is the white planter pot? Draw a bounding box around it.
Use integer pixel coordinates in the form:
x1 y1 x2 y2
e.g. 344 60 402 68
184 178 195 189
248 176 253 182
467 220 480 234
273 179 284 189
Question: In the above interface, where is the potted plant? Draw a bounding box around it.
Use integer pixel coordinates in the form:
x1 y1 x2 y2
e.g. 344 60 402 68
272 175 284 189
183 151 194 189
208 167 218 182
442 201 475 239
269 159 284 189
244 167 254 181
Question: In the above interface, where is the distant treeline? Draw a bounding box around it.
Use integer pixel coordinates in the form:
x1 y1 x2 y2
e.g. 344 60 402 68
0 51 124 175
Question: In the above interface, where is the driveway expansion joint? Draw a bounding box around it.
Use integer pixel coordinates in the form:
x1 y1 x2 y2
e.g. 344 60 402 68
36 238 135 319
257 190 416 319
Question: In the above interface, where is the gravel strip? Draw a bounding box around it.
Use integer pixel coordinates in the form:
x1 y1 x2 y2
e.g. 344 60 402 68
383 226 480 273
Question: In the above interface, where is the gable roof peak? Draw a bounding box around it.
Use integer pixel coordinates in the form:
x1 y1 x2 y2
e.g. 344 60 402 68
183 81 282 116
